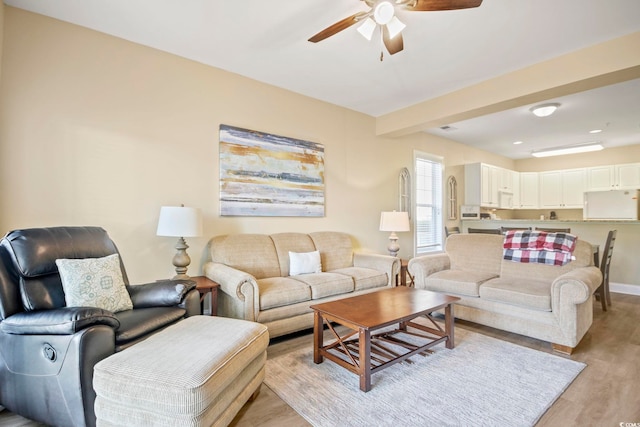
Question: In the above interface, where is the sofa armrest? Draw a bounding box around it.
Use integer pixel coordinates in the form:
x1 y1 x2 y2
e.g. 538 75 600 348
127 279 196 308
203 261 260 321
0 307 120 335
353 253 400 286
551 266 603 308
407 254 451 289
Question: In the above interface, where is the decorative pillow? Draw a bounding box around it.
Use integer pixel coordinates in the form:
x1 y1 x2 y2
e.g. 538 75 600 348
55 254 133 313
289 251 322 276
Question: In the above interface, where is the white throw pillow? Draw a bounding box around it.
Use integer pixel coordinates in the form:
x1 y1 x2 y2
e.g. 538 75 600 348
56 253 133 313
289 251 322 276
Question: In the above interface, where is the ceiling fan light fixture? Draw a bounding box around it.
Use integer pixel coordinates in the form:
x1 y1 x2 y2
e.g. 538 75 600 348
374 1 395 25
532 142 603 158
386 16 406 39
530 103 561 118
357 17 377 41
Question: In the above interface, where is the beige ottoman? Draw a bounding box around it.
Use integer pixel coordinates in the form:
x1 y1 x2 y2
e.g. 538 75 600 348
93 316 269 427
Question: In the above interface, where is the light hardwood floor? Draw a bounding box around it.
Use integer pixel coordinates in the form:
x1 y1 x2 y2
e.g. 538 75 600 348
1 293 639 427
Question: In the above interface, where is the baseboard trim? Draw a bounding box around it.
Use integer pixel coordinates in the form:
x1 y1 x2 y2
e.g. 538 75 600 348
611 282 640 296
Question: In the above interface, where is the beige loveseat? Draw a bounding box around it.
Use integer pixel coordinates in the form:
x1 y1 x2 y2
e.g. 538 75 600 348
204 232 399 338
408 233 602 354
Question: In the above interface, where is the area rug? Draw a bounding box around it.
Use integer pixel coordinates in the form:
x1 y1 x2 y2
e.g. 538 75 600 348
265 326 585 427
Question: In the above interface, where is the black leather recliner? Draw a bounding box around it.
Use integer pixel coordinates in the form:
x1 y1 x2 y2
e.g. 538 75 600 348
0 226 201 427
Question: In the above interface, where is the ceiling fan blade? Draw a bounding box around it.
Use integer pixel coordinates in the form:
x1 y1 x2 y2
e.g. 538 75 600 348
308 12 368 43
408 0 483 11
383 27 404 55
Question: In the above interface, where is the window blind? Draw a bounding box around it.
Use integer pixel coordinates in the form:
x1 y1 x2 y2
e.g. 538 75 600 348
415 154 443 254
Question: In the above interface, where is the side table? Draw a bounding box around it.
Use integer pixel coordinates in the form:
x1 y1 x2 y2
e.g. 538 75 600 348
399 259 415 287
191 276 220 316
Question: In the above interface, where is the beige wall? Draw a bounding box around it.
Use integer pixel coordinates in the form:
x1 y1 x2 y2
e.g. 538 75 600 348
0 4 4 86
2 7 637 290
0 7 509 282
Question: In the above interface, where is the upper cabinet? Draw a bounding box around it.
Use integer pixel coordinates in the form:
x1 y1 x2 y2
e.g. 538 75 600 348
539 168 586 209
466 163 498 207
465 163 514 208
586 163 640 191
517 172 539 209
465 162 637 211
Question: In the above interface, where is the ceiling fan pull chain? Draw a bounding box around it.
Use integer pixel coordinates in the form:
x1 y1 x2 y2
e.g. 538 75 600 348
380 50 384 61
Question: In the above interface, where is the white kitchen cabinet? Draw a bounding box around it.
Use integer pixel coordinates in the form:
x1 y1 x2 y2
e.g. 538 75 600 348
616 163 640 189
586 165 614 191
465 163 501 208
498 168 516 193
586 163 640 191
517 172 539 208
539 168 585 208
511 172 521 209
482 164 500 207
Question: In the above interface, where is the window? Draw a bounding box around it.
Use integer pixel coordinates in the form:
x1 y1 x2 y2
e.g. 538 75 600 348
414 151 443 255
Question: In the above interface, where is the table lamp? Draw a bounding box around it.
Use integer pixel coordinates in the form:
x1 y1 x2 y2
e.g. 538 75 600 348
157 205 203 279
379 210 410 257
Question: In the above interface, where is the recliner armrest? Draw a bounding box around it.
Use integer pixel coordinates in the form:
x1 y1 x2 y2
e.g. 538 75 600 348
127 279 196 308
0 307 119 335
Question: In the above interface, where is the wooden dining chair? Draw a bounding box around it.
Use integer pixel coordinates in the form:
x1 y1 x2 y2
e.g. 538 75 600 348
535 227 572 233
595 230 617 311
445 226 460 237
467 228 501 235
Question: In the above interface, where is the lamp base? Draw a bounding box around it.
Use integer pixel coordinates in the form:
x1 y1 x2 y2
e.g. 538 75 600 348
387 232 400 257
172 237 192 279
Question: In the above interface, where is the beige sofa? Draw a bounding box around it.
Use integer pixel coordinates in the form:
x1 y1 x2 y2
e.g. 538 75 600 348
408 233 602 354
203 232 399 338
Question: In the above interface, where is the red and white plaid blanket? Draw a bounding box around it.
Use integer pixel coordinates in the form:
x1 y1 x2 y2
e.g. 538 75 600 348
503 230 577 266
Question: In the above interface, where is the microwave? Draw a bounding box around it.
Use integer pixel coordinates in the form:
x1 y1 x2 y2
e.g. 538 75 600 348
460 205 481 219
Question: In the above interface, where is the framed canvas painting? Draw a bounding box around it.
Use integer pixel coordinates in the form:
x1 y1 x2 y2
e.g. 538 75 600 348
219 125 325 216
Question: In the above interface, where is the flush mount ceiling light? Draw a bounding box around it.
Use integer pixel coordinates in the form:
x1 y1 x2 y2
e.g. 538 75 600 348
532 142 604 158
308 0 483 60
530 103 561 117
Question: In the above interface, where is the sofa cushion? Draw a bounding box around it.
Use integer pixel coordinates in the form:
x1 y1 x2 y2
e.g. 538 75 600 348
446 234 503 278
270 233 317 277
209 234 281 279
257 277 311 310
309 232 353 271
290 273 354 299
425 270 497 297
479 278 552 312
331 267 387 291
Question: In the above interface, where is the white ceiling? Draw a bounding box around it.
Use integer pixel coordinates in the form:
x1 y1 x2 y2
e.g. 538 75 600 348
4 0 640 159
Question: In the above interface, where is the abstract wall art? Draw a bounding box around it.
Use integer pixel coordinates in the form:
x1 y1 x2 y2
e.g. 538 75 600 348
219 125 325 217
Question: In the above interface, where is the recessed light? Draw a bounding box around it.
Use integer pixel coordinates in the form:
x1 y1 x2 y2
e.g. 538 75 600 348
513 141 523 145
589 129 602 134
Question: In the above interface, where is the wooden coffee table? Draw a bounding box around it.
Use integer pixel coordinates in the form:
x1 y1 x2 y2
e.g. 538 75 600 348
311 287 460 392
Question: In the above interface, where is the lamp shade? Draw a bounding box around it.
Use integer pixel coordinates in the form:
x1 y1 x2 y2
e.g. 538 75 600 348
156 206 203 237
379 211 410 232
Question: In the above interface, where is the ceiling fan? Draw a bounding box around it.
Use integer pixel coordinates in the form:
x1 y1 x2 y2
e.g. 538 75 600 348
308 0 483 59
